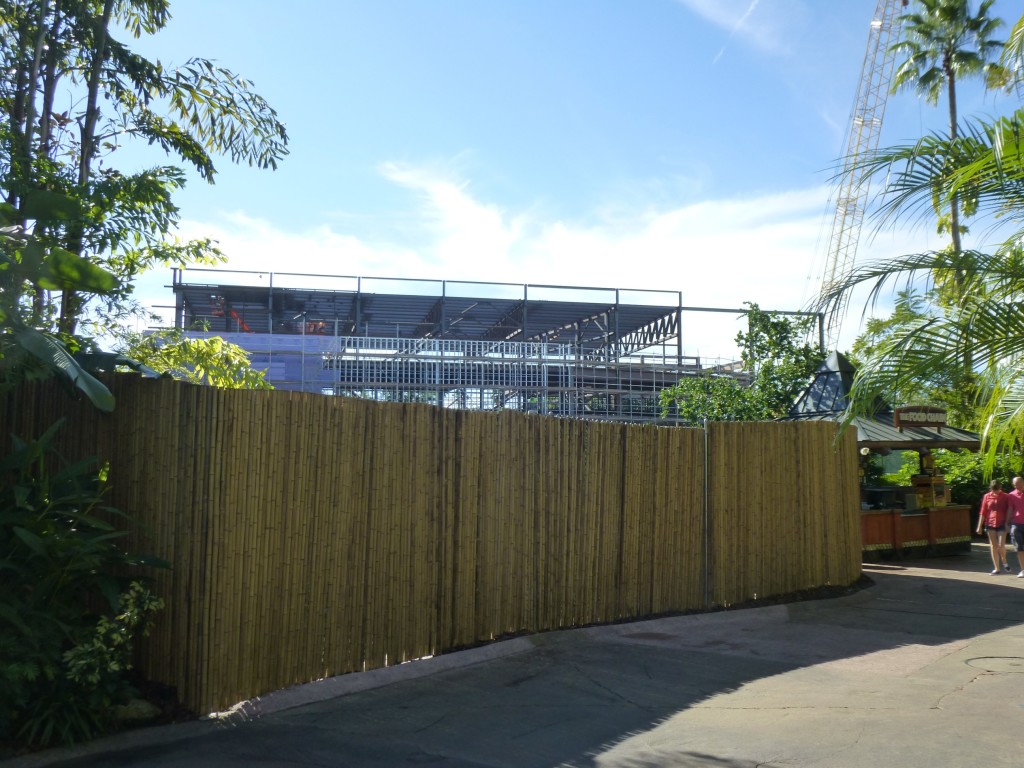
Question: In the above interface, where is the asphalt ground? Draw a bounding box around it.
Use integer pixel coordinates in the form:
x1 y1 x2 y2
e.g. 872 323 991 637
9 542 1024 768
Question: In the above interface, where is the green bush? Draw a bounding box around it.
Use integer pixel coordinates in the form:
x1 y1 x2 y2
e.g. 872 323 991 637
882 449 1023 509
0 421 166 750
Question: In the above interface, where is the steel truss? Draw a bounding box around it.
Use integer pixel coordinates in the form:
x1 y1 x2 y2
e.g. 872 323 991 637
170 269 816 423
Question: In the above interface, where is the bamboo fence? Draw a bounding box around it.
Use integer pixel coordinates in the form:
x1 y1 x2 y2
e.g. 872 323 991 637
1 377 861 714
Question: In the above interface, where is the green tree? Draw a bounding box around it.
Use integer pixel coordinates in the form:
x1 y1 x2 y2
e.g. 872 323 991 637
736 303 825 417
891 0 1005 253
0 0 288 338
850 289 929 367
820 5 1024 461
0 1 285 747
882 448 1020 506
0 196 118 410
0 422 167 748
659 374 758 423
116 329 272 389
848 287 979 427
820 243 1024 456
660 304 824 422
888 0 1007 384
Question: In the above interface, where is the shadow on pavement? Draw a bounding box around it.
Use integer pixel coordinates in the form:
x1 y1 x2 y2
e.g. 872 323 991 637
30 546 1024 768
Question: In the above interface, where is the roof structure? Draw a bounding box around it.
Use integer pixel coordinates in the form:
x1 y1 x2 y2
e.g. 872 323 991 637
171 269 685 359
168 268 823 419
786 351 980 451
789 350 858 415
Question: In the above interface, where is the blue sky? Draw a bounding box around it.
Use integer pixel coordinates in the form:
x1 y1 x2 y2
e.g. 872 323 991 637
126 0 1024 358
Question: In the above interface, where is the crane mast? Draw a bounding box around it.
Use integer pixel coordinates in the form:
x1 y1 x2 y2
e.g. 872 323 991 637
820 0 907 350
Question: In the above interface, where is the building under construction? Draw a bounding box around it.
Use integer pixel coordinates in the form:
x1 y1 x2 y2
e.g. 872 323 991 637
169 269 810 423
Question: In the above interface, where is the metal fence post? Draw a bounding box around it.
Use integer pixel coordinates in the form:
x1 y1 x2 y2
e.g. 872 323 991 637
703 417 711 609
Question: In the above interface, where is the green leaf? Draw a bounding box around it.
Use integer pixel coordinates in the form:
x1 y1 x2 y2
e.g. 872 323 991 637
0 203 19 227
38 248 119 293
21 190 82 224
125 553 172 570
17 239 47 274
95 575 122 611
0 604 32 635
84 531 129 544
13 527 47 557
12 329 115 412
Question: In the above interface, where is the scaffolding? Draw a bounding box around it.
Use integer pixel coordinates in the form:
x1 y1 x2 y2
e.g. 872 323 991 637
170 269 811 423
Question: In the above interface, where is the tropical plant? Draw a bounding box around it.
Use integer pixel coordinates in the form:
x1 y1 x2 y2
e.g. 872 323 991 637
819 244 1024 456
0 421 167 749
0 195 118 410
1001 6 1024 74
891 0 1005 252
0 0 288 337
850 288 929 366
114 328 272 389
881 447 1021 506
847 284 981 427
660 303 824 422
849 108 1024 256
0 0 287 749
819 4 1024 461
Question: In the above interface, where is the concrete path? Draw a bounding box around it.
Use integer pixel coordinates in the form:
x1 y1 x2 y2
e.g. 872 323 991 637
11 543 1024 768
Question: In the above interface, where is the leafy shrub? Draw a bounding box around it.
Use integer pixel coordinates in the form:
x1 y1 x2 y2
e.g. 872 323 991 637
0 421 166 750
660 303 824 422
881 449 1023 508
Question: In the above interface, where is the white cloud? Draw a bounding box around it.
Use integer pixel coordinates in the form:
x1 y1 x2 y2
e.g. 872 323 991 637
676 0 793 58
378 161 526 274
141 163 939 361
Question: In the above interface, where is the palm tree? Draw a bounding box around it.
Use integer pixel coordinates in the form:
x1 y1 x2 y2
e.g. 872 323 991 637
850 108 1024 255
821 244 1024 459
818 0 1024 454
890 0 1005 253
817 98 1024 453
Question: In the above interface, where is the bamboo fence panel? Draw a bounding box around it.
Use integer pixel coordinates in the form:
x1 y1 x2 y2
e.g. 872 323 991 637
483 410 504 638
320 394 350 676
432 407 458 651
0 378 861 714
593 423 619 623
331 395 370 675
450 409 479 649
654 425 705 613
549 416 577 630
621 425 650 618
363 400 393 670
576 419 594 625
707 421 860 607
429 405 448 651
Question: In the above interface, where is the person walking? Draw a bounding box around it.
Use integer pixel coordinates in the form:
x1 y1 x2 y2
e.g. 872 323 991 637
1007 477 1024 578
977 479 1011 575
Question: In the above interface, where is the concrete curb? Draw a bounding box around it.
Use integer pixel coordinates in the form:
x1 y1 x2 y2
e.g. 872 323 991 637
229 635 538 720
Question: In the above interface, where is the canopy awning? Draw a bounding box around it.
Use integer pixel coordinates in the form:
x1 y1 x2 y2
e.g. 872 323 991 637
785 411 980 451
784 352 980 451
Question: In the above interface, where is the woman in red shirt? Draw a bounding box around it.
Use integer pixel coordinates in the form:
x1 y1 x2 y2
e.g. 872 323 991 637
977 479 1011 574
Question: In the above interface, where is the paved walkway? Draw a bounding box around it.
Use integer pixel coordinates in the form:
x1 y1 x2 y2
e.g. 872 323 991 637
11 543 1024 768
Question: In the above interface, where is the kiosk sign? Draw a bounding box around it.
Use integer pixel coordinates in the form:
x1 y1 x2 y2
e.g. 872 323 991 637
893 406 947 431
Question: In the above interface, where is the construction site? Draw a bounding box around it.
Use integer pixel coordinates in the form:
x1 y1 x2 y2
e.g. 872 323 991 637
169 268 825 423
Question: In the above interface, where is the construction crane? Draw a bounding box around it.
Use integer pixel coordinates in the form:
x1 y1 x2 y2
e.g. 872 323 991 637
819 0 908 350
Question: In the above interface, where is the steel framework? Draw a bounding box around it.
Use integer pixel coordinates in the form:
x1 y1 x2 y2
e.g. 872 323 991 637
171 268 819 422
